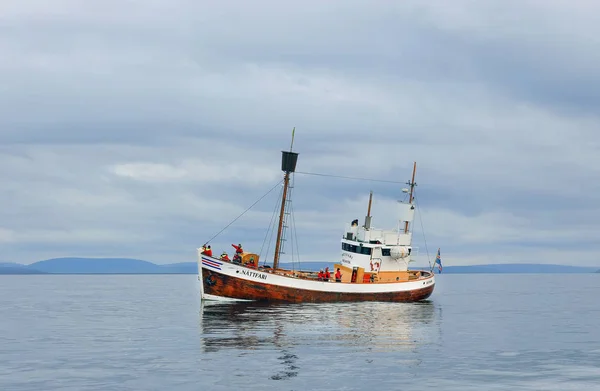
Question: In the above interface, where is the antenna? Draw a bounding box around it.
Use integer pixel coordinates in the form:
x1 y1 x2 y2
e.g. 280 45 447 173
364 190 373 229
404 162 417 234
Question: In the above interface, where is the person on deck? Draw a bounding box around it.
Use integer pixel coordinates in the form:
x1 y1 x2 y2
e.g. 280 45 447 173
324 267 331 282
231 243 243 263
201 245 212 257
232 243 243 255
220 252 230 262
335 268 342 282
317 269 324 280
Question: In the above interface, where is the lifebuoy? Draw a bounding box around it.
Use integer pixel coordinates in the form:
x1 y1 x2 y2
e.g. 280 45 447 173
205 274 217 286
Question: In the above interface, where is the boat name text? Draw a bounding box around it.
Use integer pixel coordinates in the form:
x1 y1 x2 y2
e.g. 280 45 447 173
241 270 268 280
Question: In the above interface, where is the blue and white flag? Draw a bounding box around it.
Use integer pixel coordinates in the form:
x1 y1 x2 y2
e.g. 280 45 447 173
434 248 442 273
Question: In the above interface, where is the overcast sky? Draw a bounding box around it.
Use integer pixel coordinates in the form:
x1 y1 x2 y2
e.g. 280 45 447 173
1 0 599 267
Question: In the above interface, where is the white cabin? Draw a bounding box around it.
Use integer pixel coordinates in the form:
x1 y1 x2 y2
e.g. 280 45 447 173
339 201 416 273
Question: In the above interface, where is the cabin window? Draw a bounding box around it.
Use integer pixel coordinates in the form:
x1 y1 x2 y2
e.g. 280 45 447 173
342 243 357 252
342 242 372 255
382 249 391 256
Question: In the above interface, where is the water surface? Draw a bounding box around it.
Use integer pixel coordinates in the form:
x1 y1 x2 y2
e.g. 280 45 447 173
1 274 599 390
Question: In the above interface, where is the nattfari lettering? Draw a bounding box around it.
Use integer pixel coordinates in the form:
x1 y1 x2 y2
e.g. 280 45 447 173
241 270 268 280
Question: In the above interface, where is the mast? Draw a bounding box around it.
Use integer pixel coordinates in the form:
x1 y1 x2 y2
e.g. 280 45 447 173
273 128 298 270
364 190 373 229
403 162 417 234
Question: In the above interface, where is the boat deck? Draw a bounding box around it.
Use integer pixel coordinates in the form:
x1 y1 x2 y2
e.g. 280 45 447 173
220 258 432 284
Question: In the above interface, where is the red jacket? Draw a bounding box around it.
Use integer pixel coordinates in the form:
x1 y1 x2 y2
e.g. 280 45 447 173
335 271 342 280
201 248 213 257
231 244 243 254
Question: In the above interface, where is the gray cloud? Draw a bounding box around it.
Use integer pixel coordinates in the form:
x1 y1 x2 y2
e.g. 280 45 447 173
1 1 599 266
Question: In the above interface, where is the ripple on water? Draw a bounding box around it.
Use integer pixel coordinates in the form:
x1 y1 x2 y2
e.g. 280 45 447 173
2 275 600 390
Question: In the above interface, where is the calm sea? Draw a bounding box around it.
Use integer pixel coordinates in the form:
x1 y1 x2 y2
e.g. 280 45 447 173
1 274 599 390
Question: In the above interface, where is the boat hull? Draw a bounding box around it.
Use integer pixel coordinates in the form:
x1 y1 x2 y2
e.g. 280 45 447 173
199 256 435 303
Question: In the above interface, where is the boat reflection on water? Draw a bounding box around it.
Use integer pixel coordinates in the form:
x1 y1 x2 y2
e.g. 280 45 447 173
199 299 441 355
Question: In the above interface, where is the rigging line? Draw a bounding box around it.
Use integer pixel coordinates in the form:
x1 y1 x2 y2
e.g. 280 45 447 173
281 172 297 268
290 194 301 272
291 175 299 270
288 175 295 269
413 189 432 271
295 171 407 184
259 196 279 261
283 175 293 265
204 179 283 246
259 184 283 259
290 200 296 270
263 188 282 267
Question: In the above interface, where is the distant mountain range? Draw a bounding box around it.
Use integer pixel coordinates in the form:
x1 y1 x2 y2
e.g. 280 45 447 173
0 258 196 274
0 258 599 275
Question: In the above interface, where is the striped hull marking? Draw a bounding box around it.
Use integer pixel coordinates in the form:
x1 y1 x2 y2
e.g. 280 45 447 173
201 268 434 303
202 258 222 271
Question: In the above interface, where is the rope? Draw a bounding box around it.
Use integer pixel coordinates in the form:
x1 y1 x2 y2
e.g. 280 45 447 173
287 175 294 268
413 188 432 271
285 173 302 271
290 194 301 271
295 171 407 184
262 190 281 267
259 184 283 260
263 223 275 267
203 179 283 246
282 174 294 265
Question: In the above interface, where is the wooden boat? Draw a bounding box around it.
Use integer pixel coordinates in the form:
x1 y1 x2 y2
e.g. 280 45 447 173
197 133 435 303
